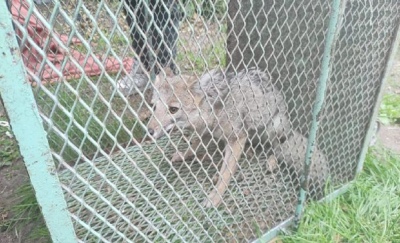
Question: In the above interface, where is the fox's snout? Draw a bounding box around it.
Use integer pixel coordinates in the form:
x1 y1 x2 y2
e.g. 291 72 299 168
147 117 176 139
147 125 163 139
147 128 155 136
147 74 197 140
146 120 162 139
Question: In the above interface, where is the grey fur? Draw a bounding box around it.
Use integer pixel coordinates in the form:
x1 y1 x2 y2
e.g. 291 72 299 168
190 68 290 145
148 68 328 207
276 131 329 200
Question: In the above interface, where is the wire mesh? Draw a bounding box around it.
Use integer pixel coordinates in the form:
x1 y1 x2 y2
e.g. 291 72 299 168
4 0 400 242
317 1 400 187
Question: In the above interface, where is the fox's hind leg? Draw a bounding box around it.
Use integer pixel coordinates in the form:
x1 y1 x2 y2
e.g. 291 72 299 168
203 136 246 208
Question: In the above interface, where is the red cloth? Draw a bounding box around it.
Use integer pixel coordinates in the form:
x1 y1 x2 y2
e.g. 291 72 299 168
10 0 133 84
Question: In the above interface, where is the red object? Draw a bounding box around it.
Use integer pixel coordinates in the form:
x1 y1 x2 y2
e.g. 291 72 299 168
10 0 133 84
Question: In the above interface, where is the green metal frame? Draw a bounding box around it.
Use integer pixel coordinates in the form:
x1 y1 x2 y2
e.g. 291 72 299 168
355 11 400 174
257 0 400 239
0 1 76 242
293 0 346 227
256 1 348 240
253 217 293 243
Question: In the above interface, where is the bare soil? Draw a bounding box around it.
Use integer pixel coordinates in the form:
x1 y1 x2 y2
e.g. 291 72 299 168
378 125 400 154
377 59 400 154
0 160 25 243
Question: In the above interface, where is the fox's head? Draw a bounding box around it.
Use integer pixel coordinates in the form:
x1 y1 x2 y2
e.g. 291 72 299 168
147 75 204 139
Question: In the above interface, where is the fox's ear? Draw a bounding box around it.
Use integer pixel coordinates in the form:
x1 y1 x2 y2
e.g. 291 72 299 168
188 79 200 94
188 79 204 104
154 74 162 87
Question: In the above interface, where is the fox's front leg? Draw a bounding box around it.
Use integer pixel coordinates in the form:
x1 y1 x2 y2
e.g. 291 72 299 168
203 136 246 208
171 137 199 162
171 134 211 162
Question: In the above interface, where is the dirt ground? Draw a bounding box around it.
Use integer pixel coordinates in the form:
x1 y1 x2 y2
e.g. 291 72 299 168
0 159 37 243
378 59 400 154
378 125 400 153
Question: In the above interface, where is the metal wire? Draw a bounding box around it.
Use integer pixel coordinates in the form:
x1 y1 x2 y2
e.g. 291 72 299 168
2 0 400 242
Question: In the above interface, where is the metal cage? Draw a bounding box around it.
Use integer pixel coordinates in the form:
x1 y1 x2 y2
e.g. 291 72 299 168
0 0 399 242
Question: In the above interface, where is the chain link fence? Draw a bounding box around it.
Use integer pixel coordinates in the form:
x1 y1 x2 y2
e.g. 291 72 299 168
2 0 400 242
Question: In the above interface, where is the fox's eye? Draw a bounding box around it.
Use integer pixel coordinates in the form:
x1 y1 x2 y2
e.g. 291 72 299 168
149 103 156 111
169 106 179 114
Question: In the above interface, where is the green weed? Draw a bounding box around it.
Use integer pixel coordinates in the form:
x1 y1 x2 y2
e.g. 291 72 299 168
0 121 20 168
177 33 226 74
1 183 51 242
182 0 227 20
281 147 400 242
34 76 145 163
379 94 400 125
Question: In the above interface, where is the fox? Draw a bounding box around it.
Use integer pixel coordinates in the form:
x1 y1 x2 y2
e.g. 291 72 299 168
147 68 328 207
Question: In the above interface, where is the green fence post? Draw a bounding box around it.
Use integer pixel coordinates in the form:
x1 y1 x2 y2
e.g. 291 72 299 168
293 0 346 228
0 2 76 242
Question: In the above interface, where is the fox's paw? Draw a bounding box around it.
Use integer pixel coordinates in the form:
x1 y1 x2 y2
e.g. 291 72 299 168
199 153 213 162
171 151 185 162
202 190 223 208
172 151 195 162
171 149 196 162
211 173 219 185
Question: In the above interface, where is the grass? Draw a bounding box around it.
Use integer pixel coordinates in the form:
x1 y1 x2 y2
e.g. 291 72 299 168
182 0 227 21
281 148 400 242
278 52 400 242
4 100 399 242
0 74 144 240
34 76 145 163
0 121 50 240
4 184 51 242
4 147 399 242
0 119 19 168
379 94 400 125
177 35 227 74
